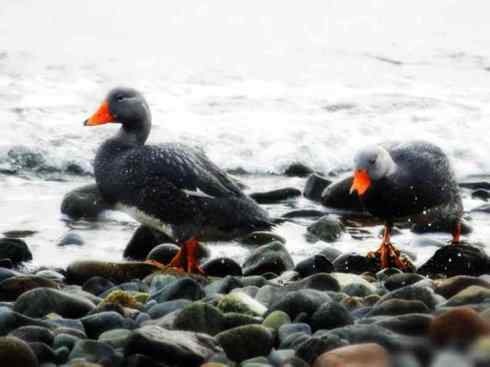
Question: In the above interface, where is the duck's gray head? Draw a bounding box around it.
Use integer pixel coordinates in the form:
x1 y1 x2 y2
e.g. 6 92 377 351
350 145 396 196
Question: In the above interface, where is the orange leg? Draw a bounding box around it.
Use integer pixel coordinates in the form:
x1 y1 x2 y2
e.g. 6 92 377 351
168 238 205 275
451 222 461 245
368 224 410 270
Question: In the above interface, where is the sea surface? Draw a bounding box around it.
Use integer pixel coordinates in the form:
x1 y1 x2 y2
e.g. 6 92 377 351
1 0 489 267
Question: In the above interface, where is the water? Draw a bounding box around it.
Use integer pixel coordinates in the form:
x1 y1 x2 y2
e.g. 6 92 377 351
0 0 489 267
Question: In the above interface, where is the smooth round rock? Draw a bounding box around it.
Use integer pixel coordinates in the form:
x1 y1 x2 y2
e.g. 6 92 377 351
283 162 314 177
310 301 354 331
434 276 490 299
201 257 242 277
333 254 380 274
295 255 333 278
61 184 112 220
173 302 226 336
9 325 54 345
368 299 430 317
250 188 302 204
14 287 95 318
268 289 330 321
303 173 332 202
0 238 32 265
150 277 204 302
123 225 174 260
306 216 344 243
0 275 59 302
384 273 425 291
81 311 127 339
68 339 118 365
262 311 291 332
242 241 294 276
216 325 274 362
0 336 39 366
312 343 390 367
57 232 84 246
82 276 116 296
98 328 132 349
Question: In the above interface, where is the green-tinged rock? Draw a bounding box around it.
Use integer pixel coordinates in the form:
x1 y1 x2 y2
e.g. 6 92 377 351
262 311 291 332
217 292 267 316
0 275 59 302
242 241 294 276
0 336 39 367
98 328 132 349
124 325 222 366
14 288 95 318
306 215 344 242
444 286 490 307
173 302 226 336
216 325 274 362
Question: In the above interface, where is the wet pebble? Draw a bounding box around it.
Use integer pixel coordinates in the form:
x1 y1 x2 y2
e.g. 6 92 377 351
294 255 333 278
306 215 344 243
242 241 294 276
216 324 274 362
283 162 314 177
250 188 301 204
123 225 174 260
58 232 84 246
303 173 332 202
202 257 242 277
0 336 39 367
0 238 32 265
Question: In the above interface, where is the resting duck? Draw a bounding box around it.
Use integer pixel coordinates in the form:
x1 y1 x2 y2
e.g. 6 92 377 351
349 141 463 270
84 87 272 273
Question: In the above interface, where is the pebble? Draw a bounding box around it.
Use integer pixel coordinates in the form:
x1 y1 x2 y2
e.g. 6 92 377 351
0 238 33 265
217 292 267 316
81 311 128 339
295 335 348 365
147 299 191 319
268 289 331 321
202 257 242 277
242 241 294 276
303 173 332 202
310 301 354 331
283 162 314 177
429 307 490 347
444 285 490 307
262 310 291 332
9 325 54 345
123 225 174 260
0 275 60 301
68 339 120 365
306 215 344 242
375 284 439 310
434 276 490 299
150 277 204 302
82 276 116 296
60 184 111 220
294 255 333 277
384 273 426 291
216 324 274 362
333 253 380 274
97 328 132 349
367 299 431 317
125 325 222 366
313 343 390 367
0 336 39 367
173 302 226 336
57 232 84 246
250 188 302 204
14 288 96 318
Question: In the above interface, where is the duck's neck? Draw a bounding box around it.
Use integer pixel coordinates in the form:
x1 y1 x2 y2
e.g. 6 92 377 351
113 118 151 146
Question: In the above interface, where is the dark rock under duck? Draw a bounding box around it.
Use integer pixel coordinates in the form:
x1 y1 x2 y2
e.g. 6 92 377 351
83 87 272 273
348 141 463 270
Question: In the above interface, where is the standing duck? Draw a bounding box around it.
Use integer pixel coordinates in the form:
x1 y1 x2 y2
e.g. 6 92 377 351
349 141 463 270
83 87 273 273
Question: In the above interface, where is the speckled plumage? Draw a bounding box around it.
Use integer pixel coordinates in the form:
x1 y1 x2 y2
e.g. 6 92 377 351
356 141 463 228
90 88 272 242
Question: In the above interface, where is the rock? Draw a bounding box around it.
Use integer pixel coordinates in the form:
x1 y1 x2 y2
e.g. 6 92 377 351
147 243 209 265
148 299 191 319
123 225 174 260
384 273 425 291
303 174 332 202
173 302 226 336
472 189 490 201
262 311 291 332
282 209 326 219
239 232 286 246
430 350 473 367
0 307 53 335
278 323 312 344
268 349 296 366
217 292 267 316
82 276 116 296
14 288 95 318
242 241 294 276
460 181 490 190
125 325 221 366
321 176 365 212
434 276 490 299
205 276 243 296
150 277 204 302
295 335 347 365
9 325 54 345
375 285 439 310
57 232 83 246
310 301 354 331
333 254 380 274
60 184 111 220
36 269 65 282
68 339 119 365
331 272 376 293
343 283 374 298
295 255 333 277
317 247 343 263
0 268 20 283
123 353 166 367
429 307 490 346
289 273 341 293
81 311 127 339
312 343 389 367
418 244 489 277
0 238 32 265
0 336 39 366
0 275 59 301
98 328 132 350
201 258 242 277
471 204 490 213
283 162 314 177
306 216 344 243
53 333 81 351
444 286 490 307
29 342 58 364
368 299 430 317
216 325 274 362
66 260 162 284
470 336 490 366
373 313 433 336
268 289 330 321
250 188 301 204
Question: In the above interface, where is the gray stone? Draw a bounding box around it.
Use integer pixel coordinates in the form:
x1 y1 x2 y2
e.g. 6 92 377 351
306 216 344 242
125 325 222 366
242 241 294 276
81 311 127 339
0 238 32 265
0 336 39 367
148 299 191 319
173 302 226 336
14 288 95 318
150 277 204 302
216 325 274 362
68 339 119 365
310 301 354 331
60 184 111 220
268 289 330 321
303 173 331 201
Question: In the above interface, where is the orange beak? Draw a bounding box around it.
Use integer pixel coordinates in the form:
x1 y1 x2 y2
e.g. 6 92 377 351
83 101 115 126
350 169 371 196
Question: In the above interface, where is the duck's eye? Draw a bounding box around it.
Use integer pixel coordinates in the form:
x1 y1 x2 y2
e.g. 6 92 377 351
369 159 376 165
116 95 125 102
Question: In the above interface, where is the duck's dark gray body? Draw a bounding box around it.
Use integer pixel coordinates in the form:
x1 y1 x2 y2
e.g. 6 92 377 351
359 141 462 227
95 139 272 242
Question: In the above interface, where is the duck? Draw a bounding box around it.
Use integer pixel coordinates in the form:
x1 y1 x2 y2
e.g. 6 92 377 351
83 87 273 273
349 141 463 270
